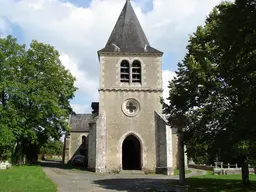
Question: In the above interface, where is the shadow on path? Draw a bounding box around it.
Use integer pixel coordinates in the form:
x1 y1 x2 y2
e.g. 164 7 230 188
94 178 178 192
39 160 89 171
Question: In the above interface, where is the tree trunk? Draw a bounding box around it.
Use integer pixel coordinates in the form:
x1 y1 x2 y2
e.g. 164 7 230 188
25 144 39 164
12 144 24 165
178 129 186 185
241 155 250 186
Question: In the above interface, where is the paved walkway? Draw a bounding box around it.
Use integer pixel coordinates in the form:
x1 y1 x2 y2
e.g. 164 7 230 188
42 163 206 192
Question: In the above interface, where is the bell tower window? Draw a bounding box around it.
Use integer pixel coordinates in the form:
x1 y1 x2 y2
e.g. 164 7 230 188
120 60 130 83
132 60 141 83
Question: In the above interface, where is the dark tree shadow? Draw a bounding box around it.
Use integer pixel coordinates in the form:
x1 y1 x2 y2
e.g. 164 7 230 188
39 160 90 171
93 177 256 192
40 140 90 171
94 178 177 192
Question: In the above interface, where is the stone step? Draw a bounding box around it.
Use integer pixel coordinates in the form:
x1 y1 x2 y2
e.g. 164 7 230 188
120 170 145 174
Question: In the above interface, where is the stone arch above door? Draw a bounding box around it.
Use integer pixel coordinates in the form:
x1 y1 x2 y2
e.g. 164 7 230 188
118 131 145 170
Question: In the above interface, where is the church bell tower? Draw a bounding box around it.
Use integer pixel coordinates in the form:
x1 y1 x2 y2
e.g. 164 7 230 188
92 0 173 174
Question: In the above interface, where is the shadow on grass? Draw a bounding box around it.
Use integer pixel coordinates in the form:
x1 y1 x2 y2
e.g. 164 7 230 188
187 177 256 192
93 178 177 192
39 160 89 171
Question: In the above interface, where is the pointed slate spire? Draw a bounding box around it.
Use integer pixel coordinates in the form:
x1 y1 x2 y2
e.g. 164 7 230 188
98 0 162 54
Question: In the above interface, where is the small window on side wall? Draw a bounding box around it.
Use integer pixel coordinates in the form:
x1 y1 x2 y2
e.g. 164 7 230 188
132 60 141 83
82 135 87 149
120 60 130 83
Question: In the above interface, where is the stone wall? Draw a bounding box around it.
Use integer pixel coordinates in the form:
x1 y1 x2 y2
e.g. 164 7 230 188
88 122 96 170
188 164 214 171
214 168 255 175
98 54 163 172
171 131 188 169
63 134 70 164
70 132 89 158
172 133 178 168
95 112 107 173
155 112 173 175
99 55 162 90
188 164 256 175
99 90 162 172
63 132 89 164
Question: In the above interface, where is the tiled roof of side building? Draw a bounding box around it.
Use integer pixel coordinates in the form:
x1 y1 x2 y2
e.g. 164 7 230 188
70 114 93 132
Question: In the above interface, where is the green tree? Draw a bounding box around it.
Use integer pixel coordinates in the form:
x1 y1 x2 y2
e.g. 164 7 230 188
0 35 77 163
163 0 256 186
40 140 64 155
0 125 15 161
0 35 26 162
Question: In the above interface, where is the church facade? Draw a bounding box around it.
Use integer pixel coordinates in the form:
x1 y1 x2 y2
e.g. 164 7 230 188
63 0 186 175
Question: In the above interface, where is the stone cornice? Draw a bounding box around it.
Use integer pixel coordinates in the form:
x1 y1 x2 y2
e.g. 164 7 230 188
98 52 163 57
70 129 89 133
99 88 163 92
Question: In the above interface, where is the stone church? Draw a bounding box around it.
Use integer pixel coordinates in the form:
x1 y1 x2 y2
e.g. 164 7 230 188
63 0 186 175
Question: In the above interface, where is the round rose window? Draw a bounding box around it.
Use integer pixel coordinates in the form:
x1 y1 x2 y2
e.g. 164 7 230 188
121 99 140 117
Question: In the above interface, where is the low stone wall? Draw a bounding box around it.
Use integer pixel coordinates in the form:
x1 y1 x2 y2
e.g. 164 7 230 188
39 154 62 160
214 168 255 175
189 163 255 175
0 161 12 170
188 164 214 171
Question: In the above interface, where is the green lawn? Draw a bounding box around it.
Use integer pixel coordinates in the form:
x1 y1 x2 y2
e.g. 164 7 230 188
174 169 192 175
45 157 62 161
187 173 256 192
0 166 56 192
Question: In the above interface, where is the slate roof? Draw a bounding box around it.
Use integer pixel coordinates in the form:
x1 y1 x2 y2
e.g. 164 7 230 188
98 0 162 54
70 114 93 132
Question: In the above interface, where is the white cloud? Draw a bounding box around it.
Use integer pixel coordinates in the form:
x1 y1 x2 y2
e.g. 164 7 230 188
70 104 91 114
0 0 225 109
162 70 176 102
59 54 98 101
0 18 11 36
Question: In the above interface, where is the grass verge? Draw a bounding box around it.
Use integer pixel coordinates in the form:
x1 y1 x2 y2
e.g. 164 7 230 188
0 166 56 192
187 173 256 192
174 169 192 175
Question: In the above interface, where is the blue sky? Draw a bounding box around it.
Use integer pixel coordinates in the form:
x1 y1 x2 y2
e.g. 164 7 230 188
0 0 224 113
8 0 178 70
62 0 92 7
62 0 154 12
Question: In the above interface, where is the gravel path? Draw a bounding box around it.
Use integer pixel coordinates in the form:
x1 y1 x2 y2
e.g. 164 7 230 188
42 162 206 192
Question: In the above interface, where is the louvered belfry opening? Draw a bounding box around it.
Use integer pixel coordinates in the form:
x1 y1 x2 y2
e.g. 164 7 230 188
120 60 130 82
132 60 141 83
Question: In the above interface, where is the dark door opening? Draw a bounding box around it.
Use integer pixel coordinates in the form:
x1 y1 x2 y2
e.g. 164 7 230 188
122 135 141 170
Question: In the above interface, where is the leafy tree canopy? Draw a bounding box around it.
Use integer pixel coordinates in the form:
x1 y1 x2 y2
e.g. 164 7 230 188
163 0 256 185
40 140 64 155
0 125 15 161
0 35 77 162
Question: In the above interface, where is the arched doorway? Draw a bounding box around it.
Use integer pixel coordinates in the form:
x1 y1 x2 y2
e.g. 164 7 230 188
122 135 141 170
